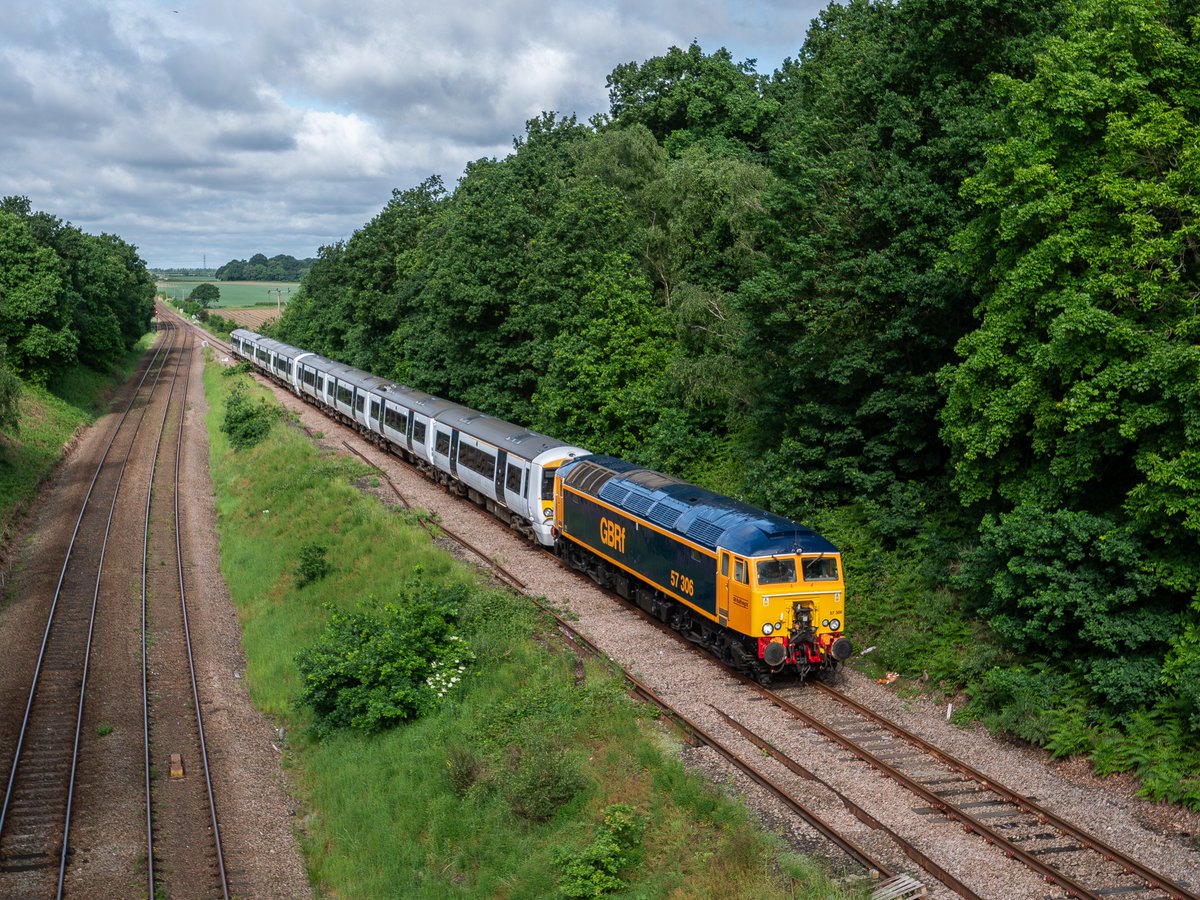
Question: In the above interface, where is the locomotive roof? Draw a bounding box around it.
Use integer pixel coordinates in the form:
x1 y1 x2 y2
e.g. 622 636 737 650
559 454 838 557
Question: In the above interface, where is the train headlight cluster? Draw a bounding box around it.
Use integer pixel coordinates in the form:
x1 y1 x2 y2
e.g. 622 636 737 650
821 618 842 631
762 623 773 635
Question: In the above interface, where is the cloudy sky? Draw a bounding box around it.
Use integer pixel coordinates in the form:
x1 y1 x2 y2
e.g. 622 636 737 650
1 0 830 269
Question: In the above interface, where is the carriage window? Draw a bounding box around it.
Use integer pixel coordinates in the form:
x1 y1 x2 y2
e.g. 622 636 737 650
458 443 496 477
803 557 839 581
435 432 450 455
337 384 352 405
505 463 523 494
384 406 405 431
757 558 797 585
355 394 366 413
370 400 380 420
317 375 324 391
412 420 427 445
302 369 315 387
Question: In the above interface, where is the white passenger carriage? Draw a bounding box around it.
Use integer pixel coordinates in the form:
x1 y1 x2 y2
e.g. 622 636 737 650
228 329 589 546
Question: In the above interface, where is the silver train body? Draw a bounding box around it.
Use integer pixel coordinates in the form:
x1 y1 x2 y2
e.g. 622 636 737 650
229 329 589 546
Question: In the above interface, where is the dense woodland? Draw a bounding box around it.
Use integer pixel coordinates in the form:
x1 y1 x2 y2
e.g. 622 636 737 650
215 253 315 281
272 0 1200 802
0 196 156 413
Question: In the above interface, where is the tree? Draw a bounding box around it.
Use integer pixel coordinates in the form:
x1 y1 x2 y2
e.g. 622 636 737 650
942 0 1200 710
188 282 220 308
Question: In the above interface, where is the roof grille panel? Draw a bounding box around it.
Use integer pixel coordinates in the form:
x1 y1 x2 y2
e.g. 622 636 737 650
599 482 630 505
646 501 685 529
685 519 726 547
624 491 654 516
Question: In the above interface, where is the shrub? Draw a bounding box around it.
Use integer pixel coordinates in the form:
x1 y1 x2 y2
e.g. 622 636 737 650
555 804 645 898
503 742 586 822
296 583 475 735
296 542 331 587
220 381 279 450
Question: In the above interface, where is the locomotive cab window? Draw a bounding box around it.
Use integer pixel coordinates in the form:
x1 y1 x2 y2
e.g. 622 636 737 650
803 557 839 581
757 557 797 585
541 468 556 501
734 558 749 585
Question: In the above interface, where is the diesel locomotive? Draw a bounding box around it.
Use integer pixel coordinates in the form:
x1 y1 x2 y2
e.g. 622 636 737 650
228 328 852 679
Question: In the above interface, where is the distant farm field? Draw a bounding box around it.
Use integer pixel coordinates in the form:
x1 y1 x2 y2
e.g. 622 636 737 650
157 277 296 310
220 307 280 330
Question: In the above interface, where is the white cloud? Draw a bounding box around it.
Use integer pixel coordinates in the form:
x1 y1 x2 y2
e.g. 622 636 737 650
0 0 828 266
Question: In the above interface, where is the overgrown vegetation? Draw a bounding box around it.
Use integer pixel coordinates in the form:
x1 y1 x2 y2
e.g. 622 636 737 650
0 333 155 548
202 361 865 898
267 0 1200 806
219 378 280 450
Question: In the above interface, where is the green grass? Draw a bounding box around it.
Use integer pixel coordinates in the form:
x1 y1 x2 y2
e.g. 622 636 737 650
0 332 157 545
203 360 868 899
157 278 296 309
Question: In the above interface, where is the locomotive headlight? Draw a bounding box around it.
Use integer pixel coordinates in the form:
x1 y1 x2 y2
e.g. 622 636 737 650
821 619 830 628
543 507 553 517
829 618 841 631
762 623 773 636
776 621 782 633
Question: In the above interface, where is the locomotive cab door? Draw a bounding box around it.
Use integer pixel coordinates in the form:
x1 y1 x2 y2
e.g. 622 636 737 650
718 551 731 626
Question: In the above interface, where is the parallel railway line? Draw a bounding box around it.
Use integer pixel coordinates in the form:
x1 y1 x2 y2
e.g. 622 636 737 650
0 315 231 897
0 324 176 894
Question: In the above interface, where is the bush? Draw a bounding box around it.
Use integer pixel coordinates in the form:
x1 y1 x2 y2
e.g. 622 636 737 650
220 380 279 450
503 742 587 822
555 804 645 898
296 542 331 587
296 583 475 735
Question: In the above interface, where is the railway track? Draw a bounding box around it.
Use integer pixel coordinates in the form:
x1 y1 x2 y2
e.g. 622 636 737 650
140 319 229 898
768 680 1199 900
0 324 177 896
0 314 233 897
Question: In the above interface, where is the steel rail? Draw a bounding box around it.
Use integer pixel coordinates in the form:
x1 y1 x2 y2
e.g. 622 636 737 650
175 323 231 899
712 706 983 900
59 322 183 896
0 325 176 862
807 680 1200 900
140 321 199 897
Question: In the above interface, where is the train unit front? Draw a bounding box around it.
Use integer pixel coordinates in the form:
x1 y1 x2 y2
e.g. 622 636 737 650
554 455 852 680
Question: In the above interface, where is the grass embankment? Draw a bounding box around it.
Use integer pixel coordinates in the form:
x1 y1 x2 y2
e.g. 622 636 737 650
0 333 156 546
203 361 866 899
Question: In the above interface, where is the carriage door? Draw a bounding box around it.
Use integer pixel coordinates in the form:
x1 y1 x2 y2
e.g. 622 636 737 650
718 551 731 626
494 450 508 506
